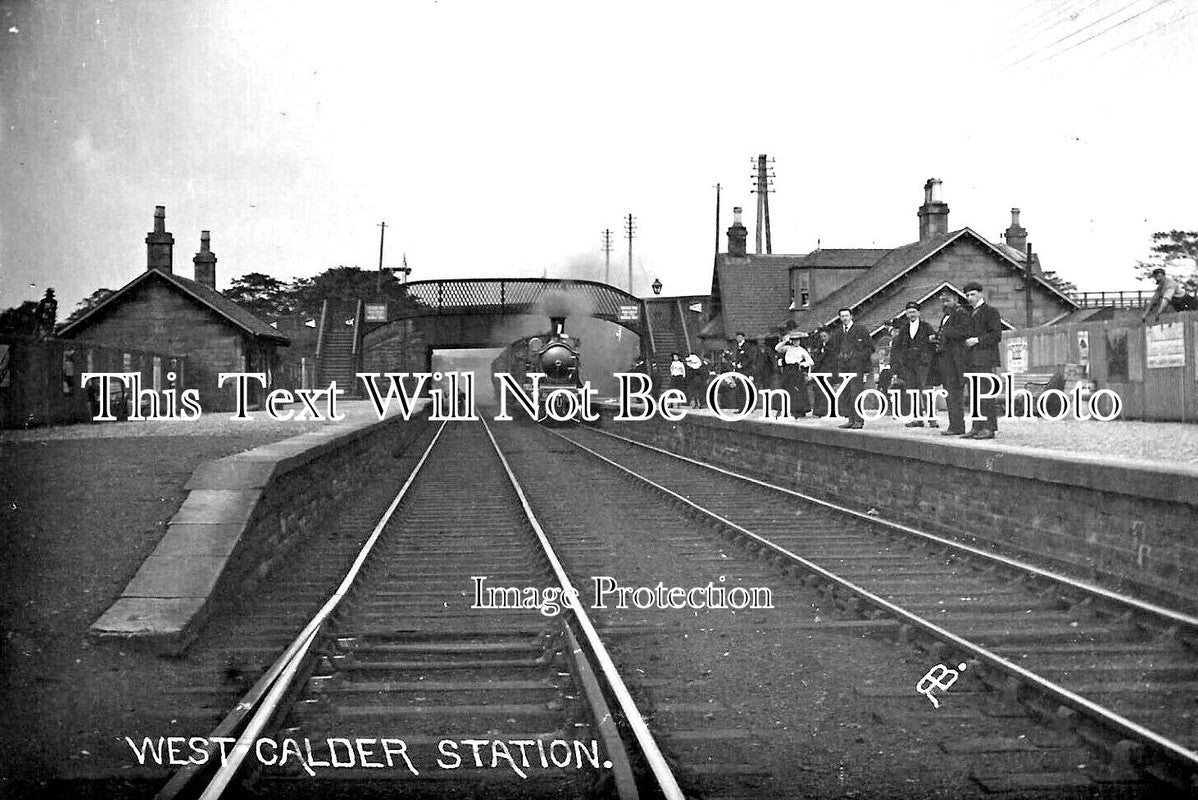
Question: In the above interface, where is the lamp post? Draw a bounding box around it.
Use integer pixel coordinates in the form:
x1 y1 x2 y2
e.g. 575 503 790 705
651 278 662 296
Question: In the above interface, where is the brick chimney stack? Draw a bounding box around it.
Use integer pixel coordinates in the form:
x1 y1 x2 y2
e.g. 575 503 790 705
1004 208 1028 252
146 205 174 273
917 178 950 241
193 231 217 289
727 206 748 257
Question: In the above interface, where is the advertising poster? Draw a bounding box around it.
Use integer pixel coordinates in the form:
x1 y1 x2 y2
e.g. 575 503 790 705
2 4 1196 800
1005 336 1027 374
1146 321 1186 369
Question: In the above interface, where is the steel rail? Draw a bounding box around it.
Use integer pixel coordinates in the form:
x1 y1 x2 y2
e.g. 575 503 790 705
584 426 1198 632
549 426 1198 775
159 420 450 800
480 416 687 800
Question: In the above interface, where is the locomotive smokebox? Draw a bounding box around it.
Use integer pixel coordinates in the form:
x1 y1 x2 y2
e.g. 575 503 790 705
549 316 567 337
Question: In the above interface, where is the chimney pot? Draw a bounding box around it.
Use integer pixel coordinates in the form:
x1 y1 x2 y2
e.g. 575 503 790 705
917 180 949 242
146 205 175 272
1005 207 1028 253
727 206 748 257
193 230 217 289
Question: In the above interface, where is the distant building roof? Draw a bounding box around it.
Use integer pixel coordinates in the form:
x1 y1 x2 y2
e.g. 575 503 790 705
796 248 891 269
59 268 289 344
790 228 1077 332
707 254 798 339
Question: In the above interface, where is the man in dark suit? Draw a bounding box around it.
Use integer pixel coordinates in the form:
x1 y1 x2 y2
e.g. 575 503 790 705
726 331 759 412
933 290 971 435
890 301 938 427
962 281 1003 439
808 328 832 417
828 307 874 429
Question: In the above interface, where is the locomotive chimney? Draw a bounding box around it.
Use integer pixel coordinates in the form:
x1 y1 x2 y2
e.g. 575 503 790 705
549 316 566 337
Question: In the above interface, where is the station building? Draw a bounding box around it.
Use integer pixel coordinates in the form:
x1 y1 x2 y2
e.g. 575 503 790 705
59 206 289 411
699 179 1080 348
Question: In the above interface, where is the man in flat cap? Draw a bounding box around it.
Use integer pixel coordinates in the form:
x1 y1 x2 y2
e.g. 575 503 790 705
890 301 938 426
1142 267 1197 324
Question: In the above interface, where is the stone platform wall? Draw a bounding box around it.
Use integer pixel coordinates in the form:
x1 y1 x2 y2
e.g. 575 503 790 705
600 410 1198 614
92 411 432 653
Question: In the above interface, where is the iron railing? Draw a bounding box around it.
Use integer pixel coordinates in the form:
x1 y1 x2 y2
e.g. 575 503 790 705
1068 290 1151 309
397 278 646 329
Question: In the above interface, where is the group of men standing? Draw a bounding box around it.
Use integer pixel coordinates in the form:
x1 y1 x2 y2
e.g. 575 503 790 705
771 281 1004 438
886 281 1003 438
643 281 1007 437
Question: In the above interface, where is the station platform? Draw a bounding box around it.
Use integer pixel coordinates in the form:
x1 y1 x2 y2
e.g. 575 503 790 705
686 406 1198 468
0 401 425 795
596 403 1198 617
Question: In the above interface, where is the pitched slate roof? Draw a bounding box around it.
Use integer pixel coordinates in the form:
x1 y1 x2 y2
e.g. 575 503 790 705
861 280 966 335
59 269 289 344
707 254 800 339
796 248 891 269
788 228 1077 333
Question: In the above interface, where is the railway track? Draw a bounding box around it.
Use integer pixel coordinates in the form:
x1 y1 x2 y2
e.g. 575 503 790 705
146 413 1194 798
541 422 1198 795
157 420 677 800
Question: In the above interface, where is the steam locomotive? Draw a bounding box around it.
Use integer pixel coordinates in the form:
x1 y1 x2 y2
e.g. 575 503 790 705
490 316 592 421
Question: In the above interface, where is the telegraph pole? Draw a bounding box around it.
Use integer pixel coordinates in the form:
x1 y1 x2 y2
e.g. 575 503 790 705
713 183 721 259
1025 242 1034 327
601 229 614 285
375 221 387 294
624 214 637 293
751 155 775 254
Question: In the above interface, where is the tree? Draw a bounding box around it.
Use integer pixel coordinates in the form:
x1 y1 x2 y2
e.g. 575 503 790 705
289 266 419 319
60 288 115 330
0 288 57 337
222 273 295 318
1135 230 1198 293
0 301 42 336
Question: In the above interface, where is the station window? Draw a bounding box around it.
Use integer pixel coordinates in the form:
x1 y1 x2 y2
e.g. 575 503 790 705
62 349 75 395
798 271 811 308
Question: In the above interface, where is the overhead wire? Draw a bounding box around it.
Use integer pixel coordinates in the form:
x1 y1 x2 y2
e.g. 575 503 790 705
1008 0 1080 37
1035 0 1176 64
1006 0 1165 67
1088 3 1197 59
1004 0 1176 67
995 0 1098 57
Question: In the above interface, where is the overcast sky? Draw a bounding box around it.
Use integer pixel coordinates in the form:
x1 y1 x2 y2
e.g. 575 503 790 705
1 0 1195 313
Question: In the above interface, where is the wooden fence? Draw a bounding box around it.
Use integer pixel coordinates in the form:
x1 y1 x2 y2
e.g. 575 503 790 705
1001 310 1198 422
